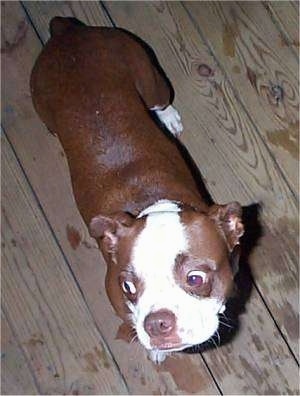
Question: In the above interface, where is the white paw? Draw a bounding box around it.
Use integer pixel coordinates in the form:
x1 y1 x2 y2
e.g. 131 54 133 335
148 349 168 364
153 105 183 137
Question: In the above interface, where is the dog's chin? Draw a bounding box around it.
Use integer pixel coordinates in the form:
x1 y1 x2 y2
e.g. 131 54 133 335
147 344 192 364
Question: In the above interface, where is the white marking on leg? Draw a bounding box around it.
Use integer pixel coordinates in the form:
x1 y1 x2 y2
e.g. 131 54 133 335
151 105 183 137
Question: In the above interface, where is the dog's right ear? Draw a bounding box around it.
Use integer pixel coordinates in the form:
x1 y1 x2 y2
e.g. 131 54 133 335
208 202 244 252
89 212 134 253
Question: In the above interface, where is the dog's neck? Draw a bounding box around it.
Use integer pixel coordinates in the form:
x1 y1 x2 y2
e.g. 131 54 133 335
137 199 182 218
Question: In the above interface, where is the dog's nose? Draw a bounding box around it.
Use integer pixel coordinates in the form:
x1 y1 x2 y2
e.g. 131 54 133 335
144 309 176 337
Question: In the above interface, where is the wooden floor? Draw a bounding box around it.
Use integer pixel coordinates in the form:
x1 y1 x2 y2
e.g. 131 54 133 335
1 1 299 395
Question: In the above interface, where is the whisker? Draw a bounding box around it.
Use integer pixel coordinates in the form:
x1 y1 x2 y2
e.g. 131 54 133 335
219 320 234 329
209 336 218 350
128 326 138 344
219 312 234 322
130 333 138 344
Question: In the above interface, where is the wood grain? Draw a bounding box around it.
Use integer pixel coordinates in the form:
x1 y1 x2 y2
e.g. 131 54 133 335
103 0 298 357
1 134 128 395
263 1 299 56
184 1 299 197
2 2 218 394
1 310 40 395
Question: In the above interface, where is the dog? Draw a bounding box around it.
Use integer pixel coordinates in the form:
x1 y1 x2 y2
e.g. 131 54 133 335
30 17 244 363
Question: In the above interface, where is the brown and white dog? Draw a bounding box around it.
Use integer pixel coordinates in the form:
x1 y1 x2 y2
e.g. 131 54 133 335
30 17 244 363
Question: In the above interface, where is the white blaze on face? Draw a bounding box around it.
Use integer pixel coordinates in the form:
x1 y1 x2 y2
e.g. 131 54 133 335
130 202 222 351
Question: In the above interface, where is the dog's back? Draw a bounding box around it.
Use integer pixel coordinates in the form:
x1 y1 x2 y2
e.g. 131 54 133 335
30 18 202 223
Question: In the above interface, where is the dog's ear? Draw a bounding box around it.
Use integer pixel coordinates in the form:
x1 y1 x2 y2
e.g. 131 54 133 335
208 202 244 251
89 212 134 253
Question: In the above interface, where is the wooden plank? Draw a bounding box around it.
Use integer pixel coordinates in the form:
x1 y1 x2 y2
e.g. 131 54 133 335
22 0 111 43
263 1 299 54
1 310 40 395
2 2 219 394
101 2 300 394
1 134 128 395
184 1 299 197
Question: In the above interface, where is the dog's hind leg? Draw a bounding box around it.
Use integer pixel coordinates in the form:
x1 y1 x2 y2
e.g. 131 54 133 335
130 40 183 137
141 65 183 137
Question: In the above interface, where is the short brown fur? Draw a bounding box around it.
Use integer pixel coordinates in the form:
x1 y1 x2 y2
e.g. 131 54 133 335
30 19 205 227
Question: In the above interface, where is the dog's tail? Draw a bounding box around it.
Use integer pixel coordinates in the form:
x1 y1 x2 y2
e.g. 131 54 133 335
49 16 85 37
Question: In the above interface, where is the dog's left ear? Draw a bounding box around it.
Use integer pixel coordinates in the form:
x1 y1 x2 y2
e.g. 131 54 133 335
88 212 135 254
208 202 244 251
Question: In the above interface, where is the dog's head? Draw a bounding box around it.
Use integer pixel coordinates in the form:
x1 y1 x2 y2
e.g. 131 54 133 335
89 201 243 359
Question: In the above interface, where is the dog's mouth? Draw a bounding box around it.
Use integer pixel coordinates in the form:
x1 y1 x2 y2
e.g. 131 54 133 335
150 340 191 352
158 344 190 351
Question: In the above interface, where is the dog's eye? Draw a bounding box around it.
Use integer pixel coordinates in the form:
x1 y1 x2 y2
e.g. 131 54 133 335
122 280 136 295
186 270 206 287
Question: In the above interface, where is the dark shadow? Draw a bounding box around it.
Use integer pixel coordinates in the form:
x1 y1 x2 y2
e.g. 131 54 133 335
183 203 263 354
169 133 215 206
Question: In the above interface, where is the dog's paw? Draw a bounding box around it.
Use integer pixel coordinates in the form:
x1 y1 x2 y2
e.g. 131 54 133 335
148 349 168 364
153 105 183 137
